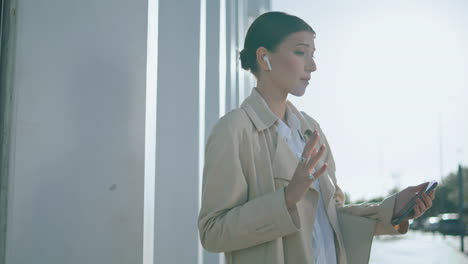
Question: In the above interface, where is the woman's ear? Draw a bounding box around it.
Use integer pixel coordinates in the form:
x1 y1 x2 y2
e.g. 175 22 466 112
256 47 271 72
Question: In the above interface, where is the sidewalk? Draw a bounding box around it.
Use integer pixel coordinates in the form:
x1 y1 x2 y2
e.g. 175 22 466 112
369 231 468 264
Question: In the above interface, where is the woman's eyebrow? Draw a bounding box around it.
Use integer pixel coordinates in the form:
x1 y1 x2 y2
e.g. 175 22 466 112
295 43 316 51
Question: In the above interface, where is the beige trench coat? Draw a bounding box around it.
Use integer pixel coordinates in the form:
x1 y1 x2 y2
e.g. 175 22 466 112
198 88 402 264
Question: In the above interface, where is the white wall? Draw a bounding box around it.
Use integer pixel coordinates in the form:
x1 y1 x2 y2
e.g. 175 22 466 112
2 0 271 263
154 0 203 263
5 0 149 263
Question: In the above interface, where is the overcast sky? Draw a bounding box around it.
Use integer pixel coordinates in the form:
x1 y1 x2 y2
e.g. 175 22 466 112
271 0 468 200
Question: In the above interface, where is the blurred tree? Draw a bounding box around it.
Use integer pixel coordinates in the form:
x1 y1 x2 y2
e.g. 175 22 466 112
422 167 468 221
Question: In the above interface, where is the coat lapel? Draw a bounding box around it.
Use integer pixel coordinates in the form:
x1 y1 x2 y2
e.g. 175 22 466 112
271 133 319 192
271 134 297 181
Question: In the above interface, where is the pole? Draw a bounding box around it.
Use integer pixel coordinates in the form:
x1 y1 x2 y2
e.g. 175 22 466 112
439 113 444 182
458 164 464 253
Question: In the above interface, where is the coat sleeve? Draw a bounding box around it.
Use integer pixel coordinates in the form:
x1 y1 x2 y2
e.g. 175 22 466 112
198 112 301 253
336 193 404 235
301 112 403 236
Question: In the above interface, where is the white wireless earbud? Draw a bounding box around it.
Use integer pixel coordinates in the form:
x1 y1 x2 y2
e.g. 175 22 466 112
263 55 272 71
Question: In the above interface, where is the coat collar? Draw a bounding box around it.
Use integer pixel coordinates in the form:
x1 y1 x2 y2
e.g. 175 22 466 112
240 88 278 131
241 88 315 138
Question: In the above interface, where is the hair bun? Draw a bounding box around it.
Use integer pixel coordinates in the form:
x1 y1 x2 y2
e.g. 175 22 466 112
239 49 251 71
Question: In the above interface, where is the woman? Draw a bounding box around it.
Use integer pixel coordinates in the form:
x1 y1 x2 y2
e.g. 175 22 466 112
198 11 435 264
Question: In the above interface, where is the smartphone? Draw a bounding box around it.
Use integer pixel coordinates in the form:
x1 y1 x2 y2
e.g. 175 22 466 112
391 181 438 226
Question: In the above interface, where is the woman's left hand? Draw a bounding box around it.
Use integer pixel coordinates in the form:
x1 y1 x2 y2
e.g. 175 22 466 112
394 182 436 221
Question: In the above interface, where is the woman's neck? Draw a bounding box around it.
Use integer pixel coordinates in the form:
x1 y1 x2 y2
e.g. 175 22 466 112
256 82 288 123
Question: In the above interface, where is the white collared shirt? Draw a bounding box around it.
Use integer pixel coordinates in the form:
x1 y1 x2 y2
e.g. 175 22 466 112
276 108 337 264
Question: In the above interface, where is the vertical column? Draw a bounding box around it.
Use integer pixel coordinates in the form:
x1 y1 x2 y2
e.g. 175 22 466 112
205 0 222 141
155 0 204 263
143 0 158 264
236 0 246 103
225 0 238 112
0 0 16 262
203 0 223 263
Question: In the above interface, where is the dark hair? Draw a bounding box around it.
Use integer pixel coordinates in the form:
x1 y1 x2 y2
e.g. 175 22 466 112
239 12 316 75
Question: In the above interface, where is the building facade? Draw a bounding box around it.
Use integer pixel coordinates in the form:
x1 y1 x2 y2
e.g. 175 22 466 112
0 0 270 263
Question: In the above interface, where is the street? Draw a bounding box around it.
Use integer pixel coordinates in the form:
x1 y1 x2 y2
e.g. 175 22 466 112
370 231 468 263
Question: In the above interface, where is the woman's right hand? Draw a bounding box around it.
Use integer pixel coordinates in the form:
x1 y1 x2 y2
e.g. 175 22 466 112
284 130 328 209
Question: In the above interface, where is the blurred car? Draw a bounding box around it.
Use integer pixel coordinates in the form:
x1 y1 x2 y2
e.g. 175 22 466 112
422 216 440 232
438 213 463 236
409 219 421 230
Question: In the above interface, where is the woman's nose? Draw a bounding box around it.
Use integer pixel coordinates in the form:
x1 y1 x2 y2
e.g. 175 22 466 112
305 59 316 72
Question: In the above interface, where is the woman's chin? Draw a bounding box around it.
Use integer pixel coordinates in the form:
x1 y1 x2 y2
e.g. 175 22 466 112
290 87 307 97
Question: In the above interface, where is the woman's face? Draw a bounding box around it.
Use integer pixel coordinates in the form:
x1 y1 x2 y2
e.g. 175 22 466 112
266 31 316 97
